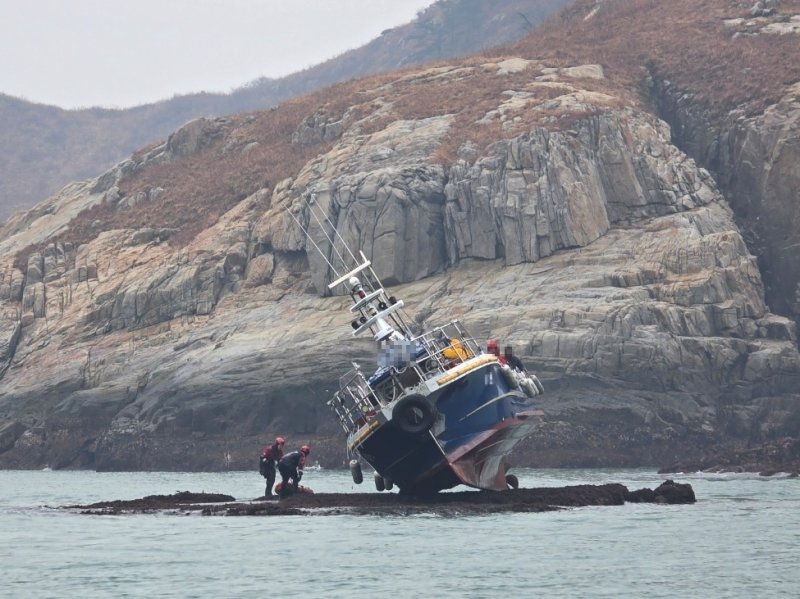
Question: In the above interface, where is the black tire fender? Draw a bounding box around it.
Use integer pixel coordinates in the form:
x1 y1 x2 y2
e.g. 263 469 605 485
392 393 436 434
349 459 363 484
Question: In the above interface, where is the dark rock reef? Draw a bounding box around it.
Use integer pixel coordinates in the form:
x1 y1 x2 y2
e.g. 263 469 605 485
69 481 695 517
659 437 800 477
67 491 236 514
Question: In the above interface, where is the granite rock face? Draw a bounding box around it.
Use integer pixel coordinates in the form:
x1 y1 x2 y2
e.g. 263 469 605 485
0 61 798 471
652 79 800 327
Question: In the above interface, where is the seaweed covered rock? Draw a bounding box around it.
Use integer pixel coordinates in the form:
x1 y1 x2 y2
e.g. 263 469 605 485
68 482 696 516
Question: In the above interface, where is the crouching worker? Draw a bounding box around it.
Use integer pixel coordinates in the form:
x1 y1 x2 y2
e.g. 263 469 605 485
278 445 310 498
259 436 285 497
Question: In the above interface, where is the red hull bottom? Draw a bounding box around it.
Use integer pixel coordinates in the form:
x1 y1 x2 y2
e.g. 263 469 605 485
447 410 541 491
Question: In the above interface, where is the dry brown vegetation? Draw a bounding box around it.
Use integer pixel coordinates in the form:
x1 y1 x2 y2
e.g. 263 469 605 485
15 0 800 269
0 1 570 224
507 0 800 119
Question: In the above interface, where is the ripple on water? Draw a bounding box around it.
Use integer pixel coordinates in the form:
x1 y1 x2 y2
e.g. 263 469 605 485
1 468 798 598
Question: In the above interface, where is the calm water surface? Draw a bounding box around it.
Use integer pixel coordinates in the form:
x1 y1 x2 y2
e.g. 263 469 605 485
1 468 798 598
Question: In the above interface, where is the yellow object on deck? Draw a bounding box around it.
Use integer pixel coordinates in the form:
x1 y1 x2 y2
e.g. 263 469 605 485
442 338 472 361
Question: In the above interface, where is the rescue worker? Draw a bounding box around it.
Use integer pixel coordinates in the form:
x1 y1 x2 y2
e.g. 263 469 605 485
504 345 525 372
259 436 285 497
278 445 310 498
486 340 507 364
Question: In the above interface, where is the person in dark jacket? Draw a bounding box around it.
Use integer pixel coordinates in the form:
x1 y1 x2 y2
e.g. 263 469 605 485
278 445 310 498
260 436 285 497
504 345 526 372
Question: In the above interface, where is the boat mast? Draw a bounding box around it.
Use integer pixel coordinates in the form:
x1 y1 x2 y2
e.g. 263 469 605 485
287 198 414 344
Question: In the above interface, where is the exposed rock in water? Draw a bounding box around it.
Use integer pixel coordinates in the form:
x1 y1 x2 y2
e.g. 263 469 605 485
66 491 236 513
626 480 696 504
67 481 696 516
659 437 800 477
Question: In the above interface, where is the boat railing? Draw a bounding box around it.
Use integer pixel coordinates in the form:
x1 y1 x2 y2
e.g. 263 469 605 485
410 320 482 375
328 321 485 435
329 368 382 434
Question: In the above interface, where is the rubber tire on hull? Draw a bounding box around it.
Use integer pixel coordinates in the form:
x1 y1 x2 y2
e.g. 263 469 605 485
500 364 520 389
350 459 363 484
506 474 519 490
392 394 436 434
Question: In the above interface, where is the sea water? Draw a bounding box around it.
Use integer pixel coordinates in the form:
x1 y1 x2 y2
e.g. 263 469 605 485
1 468 797 598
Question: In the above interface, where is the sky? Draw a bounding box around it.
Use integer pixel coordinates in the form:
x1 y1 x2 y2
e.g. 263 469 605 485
0 0 436 109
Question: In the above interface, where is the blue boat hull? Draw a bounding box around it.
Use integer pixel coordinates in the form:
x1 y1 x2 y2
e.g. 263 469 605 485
354 361 539 494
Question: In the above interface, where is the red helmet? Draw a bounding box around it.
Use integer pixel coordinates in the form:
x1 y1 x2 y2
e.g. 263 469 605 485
275 436 285 445
300 445 311 455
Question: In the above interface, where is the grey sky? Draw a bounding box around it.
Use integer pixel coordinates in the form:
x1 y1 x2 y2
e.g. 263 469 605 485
0 0 435 109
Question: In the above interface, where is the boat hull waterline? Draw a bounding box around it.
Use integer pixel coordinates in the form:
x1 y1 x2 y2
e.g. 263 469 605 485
351 359 542 494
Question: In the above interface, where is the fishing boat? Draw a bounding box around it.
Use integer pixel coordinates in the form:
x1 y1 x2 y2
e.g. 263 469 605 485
290 201 544 495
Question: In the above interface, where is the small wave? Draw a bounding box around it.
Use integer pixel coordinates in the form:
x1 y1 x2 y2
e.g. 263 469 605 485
679 471 790 481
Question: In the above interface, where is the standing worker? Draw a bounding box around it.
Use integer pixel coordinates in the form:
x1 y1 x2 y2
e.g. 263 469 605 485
504 345 526 372
277 445 310 498
259 436 285 497
486 340 507 364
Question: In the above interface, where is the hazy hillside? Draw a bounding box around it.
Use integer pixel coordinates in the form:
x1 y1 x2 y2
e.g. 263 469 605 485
0 0 569 223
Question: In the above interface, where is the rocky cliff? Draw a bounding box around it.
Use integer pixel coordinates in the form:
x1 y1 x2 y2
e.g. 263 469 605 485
1 2 800 471
652 73 800 329
512 0 800 333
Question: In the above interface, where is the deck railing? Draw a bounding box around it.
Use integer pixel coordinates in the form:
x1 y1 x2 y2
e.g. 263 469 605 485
328 320 484 435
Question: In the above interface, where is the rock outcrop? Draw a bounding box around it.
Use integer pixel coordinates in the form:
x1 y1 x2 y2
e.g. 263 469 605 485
68 481 696 516
659 437 800 476
652 78 800 330
0 55 798 471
